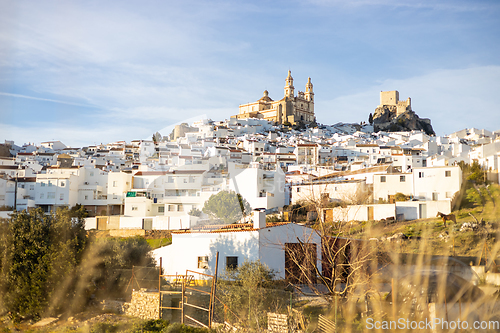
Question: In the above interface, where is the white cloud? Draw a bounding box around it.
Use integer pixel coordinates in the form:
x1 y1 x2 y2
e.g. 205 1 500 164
0 92 94 108
305 0 498 11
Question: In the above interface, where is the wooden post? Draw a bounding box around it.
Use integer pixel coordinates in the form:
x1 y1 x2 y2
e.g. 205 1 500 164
158 258 162 320
335 294 337 328
459 299 462 333
391 278 396 320
209 252 219 328
444 294 448 323
181 275 185 324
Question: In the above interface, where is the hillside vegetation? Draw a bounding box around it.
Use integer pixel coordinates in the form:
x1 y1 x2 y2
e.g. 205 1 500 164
343 182 500 257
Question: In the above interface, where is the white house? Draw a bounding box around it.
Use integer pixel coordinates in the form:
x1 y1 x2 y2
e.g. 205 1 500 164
291 179 367 205
372 166 462 202
373 172 413 203
107 171 133 215
40 141 67 151
151 212 322 281
35 167 80 213
413 166 462 201
228 162 286 211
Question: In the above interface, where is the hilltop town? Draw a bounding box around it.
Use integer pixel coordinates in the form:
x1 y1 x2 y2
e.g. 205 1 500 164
2 72 500 331
1 73 498 222
2 117 498 221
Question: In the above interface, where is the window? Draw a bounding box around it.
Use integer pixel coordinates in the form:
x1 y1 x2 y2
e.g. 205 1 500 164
400 176 406 182
419 172 424 178
113 194 117 199
47 192 55 199
158 206 165 213
132 206 138 211
113 181 117 187
84 195 88 200
59 194 64 200
198 256 209 269
445 170 451 177
296 187 301 192
40 193 44 199
226 256 238 270
168 205 175 211
432 193 438 201
30 185 34 190
60 181 65 187
380 176 386 183
177 204 183 212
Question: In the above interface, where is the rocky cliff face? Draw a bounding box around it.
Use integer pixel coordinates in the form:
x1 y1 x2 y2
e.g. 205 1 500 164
372 105 435 135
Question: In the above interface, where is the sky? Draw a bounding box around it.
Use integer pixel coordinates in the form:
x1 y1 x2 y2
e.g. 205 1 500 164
1 0 499 148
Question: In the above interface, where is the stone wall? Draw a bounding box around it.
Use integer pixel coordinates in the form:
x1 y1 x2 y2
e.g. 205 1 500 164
124 289 159 320
109 229 146 237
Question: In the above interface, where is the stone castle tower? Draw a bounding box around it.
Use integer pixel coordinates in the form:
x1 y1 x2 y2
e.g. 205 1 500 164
379 91 411 117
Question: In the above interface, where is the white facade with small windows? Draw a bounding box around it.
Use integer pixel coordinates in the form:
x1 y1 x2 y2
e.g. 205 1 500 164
373 172 413 202
228 162 286 210
0 177 14 207
413 166 462 201
151 222 321 279
34 166 110 214
107 171 133 206
35 170 78 211
372 166 461 203
291 180 367 205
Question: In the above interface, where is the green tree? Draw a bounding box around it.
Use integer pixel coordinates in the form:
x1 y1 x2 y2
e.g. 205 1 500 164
188 208 202 217
202 190 251 224
467 161 487 184
368 113 373 125
0 207 88 321
394 192 410 202
0 207 155 321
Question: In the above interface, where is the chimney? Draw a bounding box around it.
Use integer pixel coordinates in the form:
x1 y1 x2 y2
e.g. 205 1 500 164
253 209 266 229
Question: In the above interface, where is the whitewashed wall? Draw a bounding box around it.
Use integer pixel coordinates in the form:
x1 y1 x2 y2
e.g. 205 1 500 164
152 230 260 278
258 223 321 279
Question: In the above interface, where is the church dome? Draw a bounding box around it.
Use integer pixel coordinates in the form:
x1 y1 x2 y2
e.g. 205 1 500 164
259 90 273 102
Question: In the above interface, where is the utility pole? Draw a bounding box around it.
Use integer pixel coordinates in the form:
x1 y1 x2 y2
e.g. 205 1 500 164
13 172 18 211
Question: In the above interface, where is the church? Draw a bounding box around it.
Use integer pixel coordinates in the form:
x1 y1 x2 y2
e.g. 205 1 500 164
233 71 316 125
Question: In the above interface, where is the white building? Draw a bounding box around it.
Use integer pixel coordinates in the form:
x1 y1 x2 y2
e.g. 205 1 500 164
413 166 462 201
228 162 286 211
373 166 462 202
151 213 321 280
291 179 367 205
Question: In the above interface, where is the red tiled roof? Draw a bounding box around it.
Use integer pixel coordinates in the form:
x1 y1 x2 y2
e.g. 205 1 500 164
172 222 291 234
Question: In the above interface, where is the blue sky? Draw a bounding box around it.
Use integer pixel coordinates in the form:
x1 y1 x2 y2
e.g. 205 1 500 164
1 0 499 147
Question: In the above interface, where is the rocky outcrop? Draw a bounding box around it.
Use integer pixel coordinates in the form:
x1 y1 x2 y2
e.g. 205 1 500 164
372 105 435 135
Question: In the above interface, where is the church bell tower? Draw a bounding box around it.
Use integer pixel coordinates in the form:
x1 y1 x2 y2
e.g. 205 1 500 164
284 70 295 98
305 77 314 102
